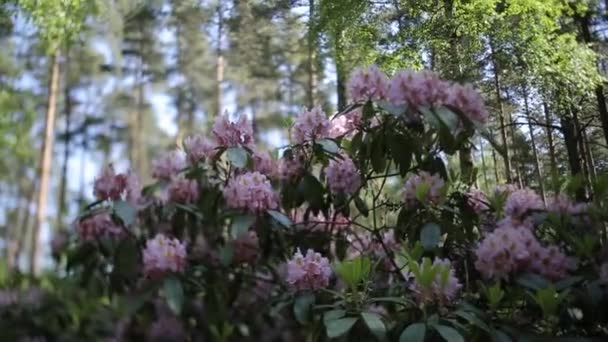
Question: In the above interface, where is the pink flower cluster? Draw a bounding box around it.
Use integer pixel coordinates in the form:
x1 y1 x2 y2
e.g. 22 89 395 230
285 248 332 291
547 194 588 215
504 188 544 219
142 234 187 276
408 258 462 304
77 213 122 242
466 188 489 214
325 154 361 195
223 171 278 212
388 69 450 110
474 221 573 281
232 231 260 264
384 68 488 124
403 171 445 207
252 149 276 178
152 150 186 180
167 176 199 203
347 65 389 102
183 135 217 165
278 150 306 181
445 83 489 124
291 106 331 144
329 109 363 138
213 114 254 148
93 165 141 202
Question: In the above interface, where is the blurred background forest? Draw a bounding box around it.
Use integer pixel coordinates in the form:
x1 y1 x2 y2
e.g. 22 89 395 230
1 0 608 274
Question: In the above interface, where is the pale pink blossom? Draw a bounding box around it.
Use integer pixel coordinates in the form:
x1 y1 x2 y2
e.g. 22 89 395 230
474 223 541 280
445 83 489 125
291 209 350 233
77 212 122 241
93 165 141 202
547 194 588 215
142 234 187 276
466 188 489 213
148 316 186 341
408 258 462 304
278 150 306 181
212 113 255 148
183 134 217 164
347 65 389 102
285 248 332 291
504 188 544 219
291 106 331 144
387 69 450 110
167 176 199 203
347 230 399 259
152 150 186 180
223 171 278 212
325 154 361 195
403 171 445 207
232 231 260 264
251 149 277 178
527 244 574 281
329 108 363 138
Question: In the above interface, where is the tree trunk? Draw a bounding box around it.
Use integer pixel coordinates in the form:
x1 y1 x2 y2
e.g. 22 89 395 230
561 113 585 200
522 83 545 202
572 106 592 197
542 98 558 191
578 13 608 146
479 137 490 190
306 0 318 108
582 128 597 183
491 138 501 184
31 49 61 274
215 2 224 118
57 50 72 227
489 39 513 183
334 29 346 111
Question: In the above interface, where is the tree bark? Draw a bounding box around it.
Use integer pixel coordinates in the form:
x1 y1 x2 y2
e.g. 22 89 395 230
479 137 489 190
334 29 346 111
57 50 72 226
489 39 513 183
561 113 585 200
542 98 558 190
522 83 545 202
31 49 61 274
577 13 608 147
306 0 318 108
215 2 224 118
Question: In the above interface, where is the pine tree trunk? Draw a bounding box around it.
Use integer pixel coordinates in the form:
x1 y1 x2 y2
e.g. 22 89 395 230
479 137 489 190
491 139 501 184
572 106 591 197
306 0 317 108
489 40 513 183
522 83 545 202
30 49 61 274
334 29 346 111
57 51 72 226
215 2 224 118
582 128 597 183
542 98 558 190
561 113 585 200
578 13 608 147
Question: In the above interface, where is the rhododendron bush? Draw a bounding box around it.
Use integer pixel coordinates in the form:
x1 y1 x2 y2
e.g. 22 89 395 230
3 66 608 341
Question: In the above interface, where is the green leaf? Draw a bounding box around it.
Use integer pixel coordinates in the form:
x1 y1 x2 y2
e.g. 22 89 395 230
361 312 386 341
378 100 407 117
453 311 490 333
114 200 136 226
335 256 372 288
298 174 325 209
219 245 234 266
434 324 464 342
323 309 346 324
362 101 375 120
399 323 426 342
516 273 549 290
163 277 184 315
230 214 256 238
415 182 431 203
325 317 358 338
420 223 441 250
317 139 340 154
226 147 248 168
293 293 315 324
493 330 512 342
355 196 369 217
113 238 138 278
371 135 387 173
267 210 293 228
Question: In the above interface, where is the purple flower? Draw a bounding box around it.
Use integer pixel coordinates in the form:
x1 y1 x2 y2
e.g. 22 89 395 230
285 249 332 291
325 154 361 195
213 113 254 148
347 65 389 102
152 150 186 180
291 106 331 144
223 171 278 212
143 234 187 277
